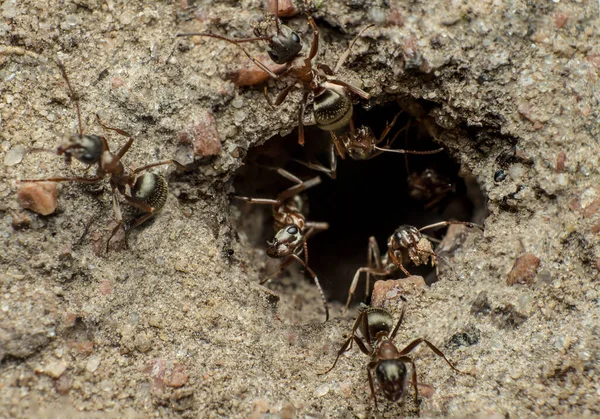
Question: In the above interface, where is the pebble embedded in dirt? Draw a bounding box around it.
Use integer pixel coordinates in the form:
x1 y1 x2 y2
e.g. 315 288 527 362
17 182 58 215
4 145 25 166
491 304 528 329
42 360 68 378
370 276 426 307
177 111 222 158
470 291 492 316
229 55 287 87
8 209 30 229
446 325 481 350
507 253 541 286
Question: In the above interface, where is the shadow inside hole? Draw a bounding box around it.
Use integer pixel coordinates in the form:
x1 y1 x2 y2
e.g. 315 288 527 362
233 101 484 303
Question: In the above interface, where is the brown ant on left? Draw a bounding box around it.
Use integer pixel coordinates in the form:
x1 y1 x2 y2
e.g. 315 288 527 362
20 61 185 252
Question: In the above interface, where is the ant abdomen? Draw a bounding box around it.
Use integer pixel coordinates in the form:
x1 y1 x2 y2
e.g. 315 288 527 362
313 85 353 131
360 306 395 345
132 172 168 211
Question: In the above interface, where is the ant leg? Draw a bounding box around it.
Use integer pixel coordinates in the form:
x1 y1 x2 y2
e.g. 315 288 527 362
345 265 392 311
387 251 412 277
297 90 310 146
294 138 339 179
234 196 280 205
95 114 134 159
398 338 464 374
367 361 379 409
290 253 329 321
417 220 484 232
20 176 103 183
390 301 407 339
106 187 125 253
132 159 187 174
374 145 444 155
334 24 375 73
325 78 370 100
305 14 320 60
399 356 420 411
303 222 329 240
263 81 296 107
274 168 321 201
177 32 281 79
365 236 384 304
56 59 84 136
262 255 295 284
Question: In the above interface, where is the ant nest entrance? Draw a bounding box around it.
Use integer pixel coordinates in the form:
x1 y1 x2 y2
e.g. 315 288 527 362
233 99 486 323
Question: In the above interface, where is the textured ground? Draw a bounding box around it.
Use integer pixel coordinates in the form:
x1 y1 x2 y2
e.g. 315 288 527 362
1 0 600 418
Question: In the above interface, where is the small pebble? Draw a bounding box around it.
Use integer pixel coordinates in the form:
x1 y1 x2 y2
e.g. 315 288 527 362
4 145 25 166
17 182 58 215
370 276 426 308
314 384 330 397
165 363 189 387
507 253 541 285
135 332 153 353
86 355 101 373
44 360 68 378
178 111 222 157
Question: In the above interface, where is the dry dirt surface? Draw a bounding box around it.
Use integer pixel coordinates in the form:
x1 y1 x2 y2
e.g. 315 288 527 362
1 0 600 418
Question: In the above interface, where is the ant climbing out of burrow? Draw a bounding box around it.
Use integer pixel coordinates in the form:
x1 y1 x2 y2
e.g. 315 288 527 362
177 0 373 146
20 60 186 252
319 302 468 412
344 221 484 310
234 167 330 320
296 111 445 179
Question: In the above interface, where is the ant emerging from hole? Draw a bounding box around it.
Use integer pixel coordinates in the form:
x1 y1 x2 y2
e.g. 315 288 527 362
297 112 444 179
345 221 484 310
319 302 465 411
177 0 372 146
21 60 185 252
234 167 330 320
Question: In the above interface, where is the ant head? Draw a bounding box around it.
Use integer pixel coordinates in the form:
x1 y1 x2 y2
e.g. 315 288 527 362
132 173 168 212
313 84 353 131
266 23 302 64
389 225 421 251
375 359 408 401
266 224 303 258
57 134 104 165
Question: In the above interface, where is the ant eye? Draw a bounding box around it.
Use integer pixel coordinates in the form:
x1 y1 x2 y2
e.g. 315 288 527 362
268 50 279 62
291 32 300 43
287 225 299 235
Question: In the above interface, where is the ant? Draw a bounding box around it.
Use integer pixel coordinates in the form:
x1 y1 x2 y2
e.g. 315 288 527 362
177 0 372 146
406 167 455 209
234 167 330 320
297 112 444 179
21 60 185 252
319 303 465 410
345 221 483 310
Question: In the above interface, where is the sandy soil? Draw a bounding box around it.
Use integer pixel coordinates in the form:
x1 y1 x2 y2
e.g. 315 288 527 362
1 0 600 417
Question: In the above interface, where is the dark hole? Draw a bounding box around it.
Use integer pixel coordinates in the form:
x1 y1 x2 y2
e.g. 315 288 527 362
234 100 484 303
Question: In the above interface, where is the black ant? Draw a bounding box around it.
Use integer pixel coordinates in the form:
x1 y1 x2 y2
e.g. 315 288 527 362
345 221 483 310
234 167 330 320
319 303 465 411
21 60 185 252
297 112 444 179
177 0 372 146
